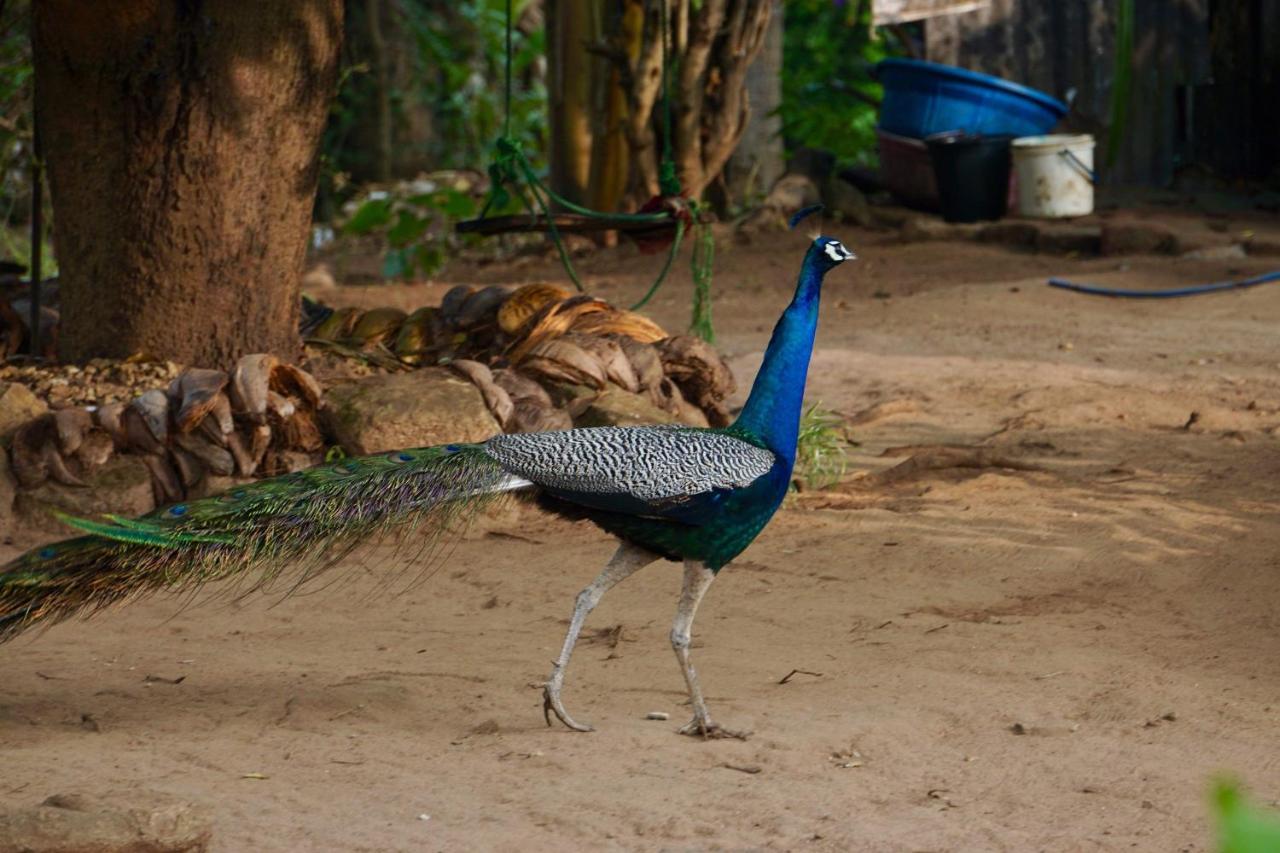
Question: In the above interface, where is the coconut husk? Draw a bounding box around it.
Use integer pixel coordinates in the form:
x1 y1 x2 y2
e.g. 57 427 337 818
509 399 573 433
560 333 640 393
230 354 278 423
568 309 667 344
266 390 296 420
9 415 80 488
52 408 94 455
270 363 323 409
497 284 573 335
348 307 408 346
174 431 235 476
657 335 736 427
142 452 183 505
170 446 206 488
208 392 235 437
72 429 115 472
172 368 229 433
93 402 128 450
507 296 611 363
309 306 361 341
450 359 514 429
272 408 325 453
492 368 553 408
126 390 171 452
608 335 666 394
519 338 608 390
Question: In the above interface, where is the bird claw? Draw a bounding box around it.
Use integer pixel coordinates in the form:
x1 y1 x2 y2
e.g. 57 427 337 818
542 681 594 732
677 716 751 741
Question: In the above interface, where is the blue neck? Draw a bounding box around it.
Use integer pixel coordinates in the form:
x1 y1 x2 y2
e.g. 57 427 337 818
733 246 827 466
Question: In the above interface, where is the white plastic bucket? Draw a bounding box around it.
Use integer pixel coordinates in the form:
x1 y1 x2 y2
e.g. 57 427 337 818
1011 134 1095 218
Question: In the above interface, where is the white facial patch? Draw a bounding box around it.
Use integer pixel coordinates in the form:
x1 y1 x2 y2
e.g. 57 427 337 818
823 241 854 262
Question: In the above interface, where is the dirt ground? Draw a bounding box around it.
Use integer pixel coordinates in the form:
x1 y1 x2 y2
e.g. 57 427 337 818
4 208 1280 851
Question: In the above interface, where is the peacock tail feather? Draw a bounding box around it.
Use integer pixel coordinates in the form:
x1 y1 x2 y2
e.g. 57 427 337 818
0 444 522 642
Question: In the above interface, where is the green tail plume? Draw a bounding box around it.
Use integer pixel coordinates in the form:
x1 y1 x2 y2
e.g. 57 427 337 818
0 443 517 642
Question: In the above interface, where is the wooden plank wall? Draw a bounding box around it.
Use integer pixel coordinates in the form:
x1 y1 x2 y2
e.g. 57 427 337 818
924 0 1234 187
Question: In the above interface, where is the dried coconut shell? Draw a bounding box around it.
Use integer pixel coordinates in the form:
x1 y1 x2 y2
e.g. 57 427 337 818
497 284 572 335
310 306 361 341
455 286 509 329
395 307 440 365
439 285 476 327
608 335 666 394
348 307 408 345
73 429 115 471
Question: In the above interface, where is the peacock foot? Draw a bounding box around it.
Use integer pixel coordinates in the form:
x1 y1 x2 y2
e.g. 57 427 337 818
677 716 751 741
542 679 594 733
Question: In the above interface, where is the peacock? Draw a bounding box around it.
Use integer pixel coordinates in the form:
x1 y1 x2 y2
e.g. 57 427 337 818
0 229 855 739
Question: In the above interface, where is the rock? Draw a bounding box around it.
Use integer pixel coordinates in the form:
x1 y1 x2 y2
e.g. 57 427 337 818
0 448 15 533
1036 224 1102 255
763 173 821 213
13 455 154 535
1100 221 1178 256
822 177 873 227
900 216 982 242
977 221 1041 248
573 386 685 429
0 382 47 444
321 369 501 456
0 790 211 853
1181 243 1247 260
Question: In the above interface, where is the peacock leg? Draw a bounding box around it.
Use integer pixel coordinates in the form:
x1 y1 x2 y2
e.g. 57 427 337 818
672 560 750 740
543 541 657 732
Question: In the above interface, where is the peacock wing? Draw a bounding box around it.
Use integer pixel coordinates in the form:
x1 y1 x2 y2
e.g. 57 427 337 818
482 426 777 519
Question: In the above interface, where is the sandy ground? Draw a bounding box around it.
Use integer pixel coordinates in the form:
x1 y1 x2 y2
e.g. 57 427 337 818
4 210 1280 851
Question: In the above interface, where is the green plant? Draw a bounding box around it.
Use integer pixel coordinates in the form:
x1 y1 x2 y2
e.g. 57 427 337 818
341 181 479 280
1215 780 1280 853
793 403 848 491
780 0 889 169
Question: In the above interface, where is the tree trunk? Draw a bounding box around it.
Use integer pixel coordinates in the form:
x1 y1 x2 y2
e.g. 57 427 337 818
32 0 342 367
726 0 784 206
547 0 595 205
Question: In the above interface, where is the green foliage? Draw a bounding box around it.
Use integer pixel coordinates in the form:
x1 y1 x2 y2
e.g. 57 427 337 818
793 403 848 491
341 183 478 280
780 0 888 169
1215 780 1280 853
0 1 53 271
1105 0 1135 167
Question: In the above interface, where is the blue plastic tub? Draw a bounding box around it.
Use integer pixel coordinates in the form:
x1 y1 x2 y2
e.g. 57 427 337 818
876 58 1066 139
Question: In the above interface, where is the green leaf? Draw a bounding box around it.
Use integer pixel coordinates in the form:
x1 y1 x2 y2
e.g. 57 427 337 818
1215 780 1280 853
387 210 431 247
343 198 393 235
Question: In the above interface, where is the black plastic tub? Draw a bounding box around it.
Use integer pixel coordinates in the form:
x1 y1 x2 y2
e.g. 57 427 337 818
925 133 1013 223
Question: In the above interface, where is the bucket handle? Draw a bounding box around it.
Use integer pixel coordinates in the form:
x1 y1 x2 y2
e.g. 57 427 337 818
1059 148 1096 184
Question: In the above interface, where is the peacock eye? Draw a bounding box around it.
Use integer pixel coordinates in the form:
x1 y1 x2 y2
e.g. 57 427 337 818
38 547 57 559
392 452 413 462
168 505 188 518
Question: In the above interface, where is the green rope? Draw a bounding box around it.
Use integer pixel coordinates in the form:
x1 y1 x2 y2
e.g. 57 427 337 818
689 221 715 342
475 0 708 318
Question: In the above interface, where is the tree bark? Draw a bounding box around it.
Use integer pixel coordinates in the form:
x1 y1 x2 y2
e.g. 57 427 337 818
547 0 595 205
33 0 342 367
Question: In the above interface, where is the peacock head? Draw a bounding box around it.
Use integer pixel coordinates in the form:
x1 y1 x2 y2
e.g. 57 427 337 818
809 235 857 273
